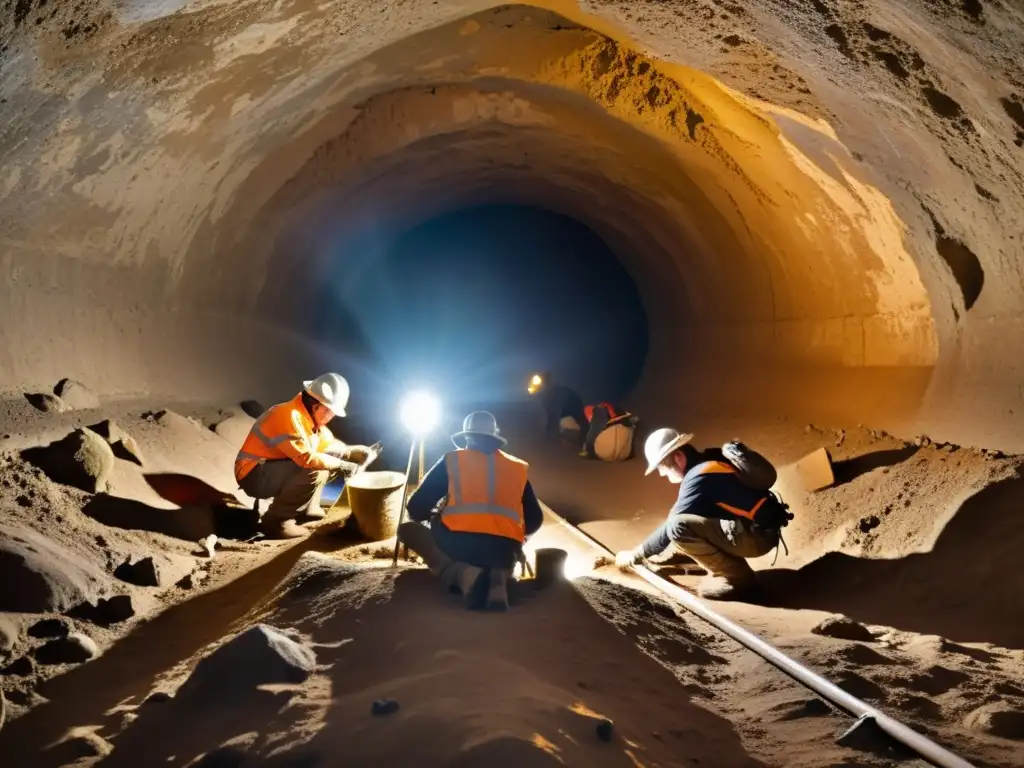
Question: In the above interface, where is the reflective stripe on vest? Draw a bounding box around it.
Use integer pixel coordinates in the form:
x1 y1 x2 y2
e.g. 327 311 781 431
234 394 320 481
440 449 528 542
697 460 766 521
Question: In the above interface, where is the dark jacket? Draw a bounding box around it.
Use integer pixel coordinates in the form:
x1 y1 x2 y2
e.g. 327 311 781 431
407 449 544 569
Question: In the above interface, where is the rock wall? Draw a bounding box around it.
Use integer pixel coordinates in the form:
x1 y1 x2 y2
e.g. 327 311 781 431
0 1 1020 446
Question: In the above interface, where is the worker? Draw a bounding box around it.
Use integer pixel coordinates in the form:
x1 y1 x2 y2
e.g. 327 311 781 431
527 371 588 441
234 373 380 539
397 410 544 612
614 428 792 601
578 401 638 462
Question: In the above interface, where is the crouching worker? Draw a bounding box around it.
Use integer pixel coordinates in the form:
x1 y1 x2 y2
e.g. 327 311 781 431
398 411 543 612
614 429 793 601
235 373 380 539
578 401 638 462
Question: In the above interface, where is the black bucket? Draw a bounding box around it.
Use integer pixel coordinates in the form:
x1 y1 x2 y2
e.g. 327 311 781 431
534 547 569 588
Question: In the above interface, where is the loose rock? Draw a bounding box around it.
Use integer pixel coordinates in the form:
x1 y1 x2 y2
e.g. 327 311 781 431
88 420 145 466
176 624 316 700
0 523 107 613
0 615 20 653
22 427 115 493
53 379 100 410
24 392 69 413
98 594 135 624
143 690 173 705
115 554 194 588
35 632 99 665
964 703 1024 740
371 698 400 716
27 617 70 639
811 615 875 642
596 718 615 742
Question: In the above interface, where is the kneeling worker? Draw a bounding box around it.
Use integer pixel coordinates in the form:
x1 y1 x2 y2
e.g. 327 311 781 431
235 373 380 539
614 428 792 600
398 411 543 611
578 401 637 462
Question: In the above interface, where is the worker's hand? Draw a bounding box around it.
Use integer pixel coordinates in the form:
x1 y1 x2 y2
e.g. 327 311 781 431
339 444 376 465
614 548 642 571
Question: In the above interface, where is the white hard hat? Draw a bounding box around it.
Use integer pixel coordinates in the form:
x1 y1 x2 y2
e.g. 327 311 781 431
302 372 350 416
452 410 507 449
644 427 694 475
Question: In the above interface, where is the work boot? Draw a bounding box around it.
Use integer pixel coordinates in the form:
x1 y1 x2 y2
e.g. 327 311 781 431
260 519 310 540
439 562 487 610
485 568 511 612
397 522 453 576
686 549 757 602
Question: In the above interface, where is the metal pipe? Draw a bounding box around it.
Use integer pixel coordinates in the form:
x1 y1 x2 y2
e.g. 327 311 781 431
545 509 975 768
391 438 418 567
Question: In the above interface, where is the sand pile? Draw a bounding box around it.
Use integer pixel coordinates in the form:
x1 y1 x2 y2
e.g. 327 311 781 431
0 385 268 723
2 392 1023 767
84 554 767 767
504 414 1024 766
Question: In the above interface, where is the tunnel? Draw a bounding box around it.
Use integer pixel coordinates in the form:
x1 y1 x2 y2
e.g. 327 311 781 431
1 0 1020 450
2 1 1024 766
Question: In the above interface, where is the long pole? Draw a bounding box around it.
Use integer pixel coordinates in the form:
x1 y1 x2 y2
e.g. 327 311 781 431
545 509 975 768
392 438 418 567
418 439 425 483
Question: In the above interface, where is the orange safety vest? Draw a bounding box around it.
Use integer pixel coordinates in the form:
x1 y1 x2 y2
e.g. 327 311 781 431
440 449 529 542
584 402 619 423
234 393 335 482
697 461 767 522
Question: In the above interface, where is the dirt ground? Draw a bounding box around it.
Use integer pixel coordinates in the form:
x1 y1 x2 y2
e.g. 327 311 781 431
1 393 1023 767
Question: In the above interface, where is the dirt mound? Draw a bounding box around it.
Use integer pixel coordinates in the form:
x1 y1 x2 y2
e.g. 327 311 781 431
97 557 762 767
0 523 108 613
22 428 115 494
175 624 316 701
212 413 254 449
53 380 100 411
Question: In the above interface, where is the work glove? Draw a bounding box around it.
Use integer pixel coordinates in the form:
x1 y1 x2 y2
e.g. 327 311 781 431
614 547 644 572
338 443 381 466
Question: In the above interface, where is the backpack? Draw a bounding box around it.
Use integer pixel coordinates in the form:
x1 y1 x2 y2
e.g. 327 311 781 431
721 441 794 531
721 440 777 490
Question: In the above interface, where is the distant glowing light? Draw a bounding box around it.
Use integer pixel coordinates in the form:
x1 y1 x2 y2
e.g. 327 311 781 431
399 391 441 435
527 373 544 395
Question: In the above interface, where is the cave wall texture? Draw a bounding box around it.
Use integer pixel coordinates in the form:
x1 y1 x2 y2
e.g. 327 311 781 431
0 0 1021 448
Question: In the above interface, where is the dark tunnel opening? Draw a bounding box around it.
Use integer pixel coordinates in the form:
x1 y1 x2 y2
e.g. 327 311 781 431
313 205 649 426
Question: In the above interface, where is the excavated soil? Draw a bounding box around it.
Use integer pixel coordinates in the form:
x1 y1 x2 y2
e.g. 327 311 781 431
1 396 1023 767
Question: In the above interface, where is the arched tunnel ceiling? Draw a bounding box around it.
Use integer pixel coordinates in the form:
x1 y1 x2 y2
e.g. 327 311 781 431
0 0 1022 447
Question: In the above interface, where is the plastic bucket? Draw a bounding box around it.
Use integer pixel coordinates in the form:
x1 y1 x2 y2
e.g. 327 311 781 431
534 547 569 588
346 471 407 541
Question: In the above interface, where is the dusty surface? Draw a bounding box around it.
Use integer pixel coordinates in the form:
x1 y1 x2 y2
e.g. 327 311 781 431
1 398 1023 767
0 0 1021 447
2 0 1024 764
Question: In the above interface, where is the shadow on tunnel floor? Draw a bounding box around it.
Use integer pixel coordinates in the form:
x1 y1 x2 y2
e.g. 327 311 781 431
0 525 364 766
93 567 763 768
759 474 1024 649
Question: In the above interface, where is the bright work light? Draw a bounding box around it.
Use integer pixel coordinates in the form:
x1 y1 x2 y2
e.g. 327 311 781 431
527 373 544 395
399 390 440 436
